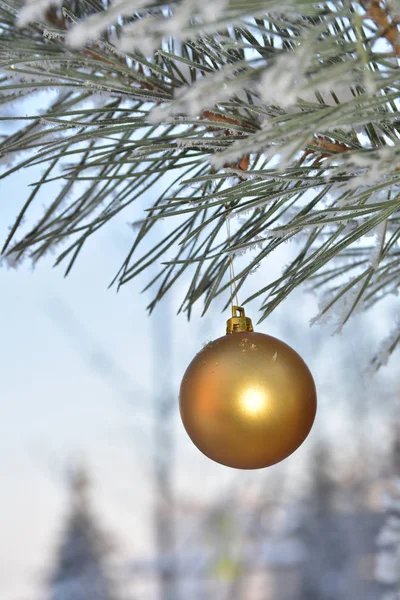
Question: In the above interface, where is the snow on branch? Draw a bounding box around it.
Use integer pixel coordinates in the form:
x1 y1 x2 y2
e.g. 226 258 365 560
334 146 400 192
61 0 229 52
6 0 400 340
150 63 250 121
65 0 150 49
17 0 283 57
257 43 313 110
17 0 64 27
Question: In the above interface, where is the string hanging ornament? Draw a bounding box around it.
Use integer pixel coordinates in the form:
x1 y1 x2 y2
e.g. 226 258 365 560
179 204 317 469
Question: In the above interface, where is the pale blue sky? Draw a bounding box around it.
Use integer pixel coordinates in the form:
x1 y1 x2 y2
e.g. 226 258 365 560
0 109 398 600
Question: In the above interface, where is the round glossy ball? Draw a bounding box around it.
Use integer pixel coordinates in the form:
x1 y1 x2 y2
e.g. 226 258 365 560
179 331 317 469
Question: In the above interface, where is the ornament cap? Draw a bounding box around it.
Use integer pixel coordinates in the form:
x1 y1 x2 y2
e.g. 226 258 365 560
226 305 254 334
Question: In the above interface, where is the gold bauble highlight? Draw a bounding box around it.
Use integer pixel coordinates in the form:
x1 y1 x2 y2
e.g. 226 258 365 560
179 307 317 470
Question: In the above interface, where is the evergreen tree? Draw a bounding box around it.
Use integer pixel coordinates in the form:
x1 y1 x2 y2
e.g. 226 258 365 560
48 466 117 600
297 444 348 600
1 0 400 361
375 478 400 600
375 425 400 600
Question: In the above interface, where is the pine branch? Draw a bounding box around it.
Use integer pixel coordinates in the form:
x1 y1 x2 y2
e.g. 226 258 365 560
1 0 400 366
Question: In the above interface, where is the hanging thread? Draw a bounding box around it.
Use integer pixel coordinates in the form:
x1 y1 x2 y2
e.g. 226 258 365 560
224 204 239 308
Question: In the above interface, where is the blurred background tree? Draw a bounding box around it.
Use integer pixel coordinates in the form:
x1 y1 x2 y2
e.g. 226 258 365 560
47 466 119 600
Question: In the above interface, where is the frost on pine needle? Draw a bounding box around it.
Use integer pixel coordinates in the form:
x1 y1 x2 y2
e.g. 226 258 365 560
0 0 17 15
264 205 311 241
210 126 301 172
338 147 400 192
226 235 264 259
369 317 400 372
265 227 291 240
175 137 227 151
39 117 80 132
150 65 249 122
248 262 261 275
43 28 66 41
0 245 25 270
223 167 257 181
309 276 368 332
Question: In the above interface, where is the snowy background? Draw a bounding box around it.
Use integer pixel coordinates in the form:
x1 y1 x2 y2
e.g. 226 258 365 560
1 93 400 599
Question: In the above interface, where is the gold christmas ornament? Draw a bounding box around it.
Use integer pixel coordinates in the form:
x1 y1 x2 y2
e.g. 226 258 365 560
179 306 317 470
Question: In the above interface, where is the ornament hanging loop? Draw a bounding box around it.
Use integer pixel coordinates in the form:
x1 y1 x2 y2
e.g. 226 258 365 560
224 204 239 309
226 305 254 334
